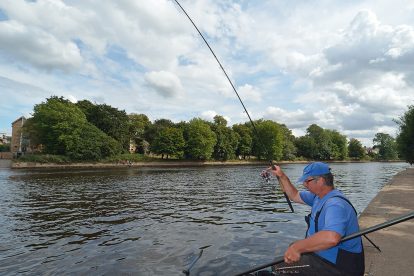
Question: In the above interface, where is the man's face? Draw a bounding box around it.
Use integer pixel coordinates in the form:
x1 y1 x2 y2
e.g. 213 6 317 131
303 176 321 194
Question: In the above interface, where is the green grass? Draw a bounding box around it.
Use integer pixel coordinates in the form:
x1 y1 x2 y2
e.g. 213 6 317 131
17 154 70 163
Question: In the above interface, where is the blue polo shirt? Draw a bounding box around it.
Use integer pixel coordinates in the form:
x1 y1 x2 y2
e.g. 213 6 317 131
300 189 363 264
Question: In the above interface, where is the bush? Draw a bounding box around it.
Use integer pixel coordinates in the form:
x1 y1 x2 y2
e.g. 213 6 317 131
17 154 70 163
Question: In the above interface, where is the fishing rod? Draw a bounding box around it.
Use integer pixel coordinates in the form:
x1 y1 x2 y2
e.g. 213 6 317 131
234 211 414 276
173 0 294 213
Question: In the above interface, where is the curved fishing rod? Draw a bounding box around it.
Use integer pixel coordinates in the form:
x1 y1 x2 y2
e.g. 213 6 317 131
173 0 294 213
234 211 414 276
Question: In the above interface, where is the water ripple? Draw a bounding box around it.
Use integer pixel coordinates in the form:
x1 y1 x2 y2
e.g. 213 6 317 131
0 163 409 275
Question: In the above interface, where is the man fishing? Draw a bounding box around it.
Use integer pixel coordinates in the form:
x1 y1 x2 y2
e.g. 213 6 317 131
268 162 364 276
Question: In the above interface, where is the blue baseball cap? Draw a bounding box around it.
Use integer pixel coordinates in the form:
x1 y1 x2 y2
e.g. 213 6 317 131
298 162 331 183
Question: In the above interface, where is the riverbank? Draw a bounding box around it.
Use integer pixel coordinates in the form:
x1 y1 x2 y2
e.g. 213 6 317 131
10 159 404 169
10 160 306 169
359 167 414 275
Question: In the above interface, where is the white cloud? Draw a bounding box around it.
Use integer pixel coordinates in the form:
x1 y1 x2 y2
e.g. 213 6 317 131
238 84 261 102
0 20 82 71
0 0 413 147
144 70 183 98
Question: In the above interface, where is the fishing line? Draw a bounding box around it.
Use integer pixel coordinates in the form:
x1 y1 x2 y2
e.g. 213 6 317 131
173 0 294 213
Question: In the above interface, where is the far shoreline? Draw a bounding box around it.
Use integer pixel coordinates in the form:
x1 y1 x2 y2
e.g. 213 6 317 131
10 159 405 169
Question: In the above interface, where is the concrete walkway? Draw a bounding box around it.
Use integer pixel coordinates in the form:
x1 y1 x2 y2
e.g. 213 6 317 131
0 159 11 168
359 167 414 276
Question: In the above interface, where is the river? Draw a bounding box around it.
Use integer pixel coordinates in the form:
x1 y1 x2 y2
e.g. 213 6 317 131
0 162 409 275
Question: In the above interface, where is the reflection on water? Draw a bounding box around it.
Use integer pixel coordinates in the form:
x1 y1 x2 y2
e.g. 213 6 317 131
0 162 409 275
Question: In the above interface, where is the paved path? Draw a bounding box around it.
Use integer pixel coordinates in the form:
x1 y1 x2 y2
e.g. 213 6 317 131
0 159 11 168
359 167 414 276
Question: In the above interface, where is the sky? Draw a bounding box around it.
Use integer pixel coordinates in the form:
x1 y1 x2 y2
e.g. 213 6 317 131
1 0 414 146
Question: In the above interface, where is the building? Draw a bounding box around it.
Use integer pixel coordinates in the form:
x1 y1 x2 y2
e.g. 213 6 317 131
0 133 11 145
11 116 28 157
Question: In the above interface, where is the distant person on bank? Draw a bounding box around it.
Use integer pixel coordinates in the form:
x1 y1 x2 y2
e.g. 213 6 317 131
268 162 364 276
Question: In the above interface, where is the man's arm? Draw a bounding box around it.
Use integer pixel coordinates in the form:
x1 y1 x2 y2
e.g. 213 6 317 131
284 230 341 263
269 165 304 204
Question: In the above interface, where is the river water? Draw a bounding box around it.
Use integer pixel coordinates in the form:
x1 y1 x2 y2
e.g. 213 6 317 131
0 162 409 275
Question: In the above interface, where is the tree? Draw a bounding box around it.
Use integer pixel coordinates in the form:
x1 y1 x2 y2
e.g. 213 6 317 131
326 129 348 160
30 96 87 154
280 124 297 160
76 101 130 151
151 127 185 159
306 124 332 160
28 96 122 160
184 118 216 160
395 105 414 164
211 115 239 161
295 135 318 160
129 113 151 154
232 124 252 159
60 123 122 160
251 120 283 161
144 119 174 146
348 138 365 160
373 133 398 160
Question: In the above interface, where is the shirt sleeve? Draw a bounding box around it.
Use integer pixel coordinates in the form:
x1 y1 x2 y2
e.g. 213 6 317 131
299 191 316 206
321 202 348 236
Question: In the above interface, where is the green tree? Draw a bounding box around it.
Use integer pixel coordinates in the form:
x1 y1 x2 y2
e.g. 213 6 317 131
280 124 297 160
373 133 398 160
184 118 216 160
60 123 122 160
28 96 122 160
306 124 332 160
295 135 318 160
232 124 252 159
129 113 151 154
348 138 365 160
326 129 348 160
252 120 283 161
76 101 130 151
395 105 414 164
30 96 87 154
151 127 185 159
211 115 239 161
144 119 174 146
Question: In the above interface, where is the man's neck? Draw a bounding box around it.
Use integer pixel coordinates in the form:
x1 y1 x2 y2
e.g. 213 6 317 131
318 186 334 198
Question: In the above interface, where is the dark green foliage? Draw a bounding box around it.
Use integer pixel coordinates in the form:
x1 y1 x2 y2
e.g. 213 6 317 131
348 138 365 160
30 96 87 154
184 118 216 160
232 124 252 159
211 115 239 161
144 118 174 146
326 129 348 160
295 124 347 160
396 105 414 164
151 127 185 159
129 113 151 153
60 123 122 161
28 96 122 161
295 135 318 160
251 120 283 161
373 133 398 160
76 100 130 151
279 124 297 161
17 154 70 163
0 144 10 152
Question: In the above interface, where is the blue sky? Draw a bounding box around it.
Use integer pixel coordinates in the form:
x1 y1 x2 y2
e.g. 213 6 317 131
1 0 414 146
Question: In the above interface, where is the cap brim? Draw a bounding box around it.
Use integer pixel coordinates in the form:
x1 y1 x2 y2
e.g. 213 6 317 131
297 174 308 184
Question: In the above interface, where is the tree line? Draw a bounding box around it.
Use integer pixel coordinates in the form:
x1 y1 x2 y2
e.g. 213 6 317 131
21 96 413 164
